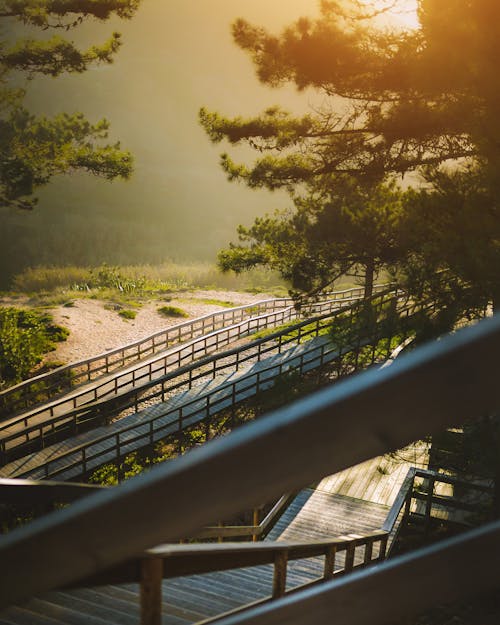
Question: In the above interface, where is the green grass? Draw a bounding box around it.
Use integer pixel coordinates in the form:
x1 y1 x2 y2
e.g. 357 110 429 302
188 298 236 308
252 320 298 341
10 262 287 296
157 305 188 318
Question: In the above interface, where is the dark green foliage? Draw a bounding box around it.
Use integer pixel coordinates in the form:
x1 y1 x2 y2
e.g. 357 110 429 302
203 0 500 309
0 0 140 210
200 1 498 187
0 306 69 386
89 451 150 486
87 265 147 292
218 176 404 297
398 164 500 316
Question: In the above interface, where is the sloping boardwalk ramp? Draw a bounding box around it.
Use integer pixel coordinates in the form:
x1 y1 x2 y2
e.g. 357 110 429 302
1 287 374 421
0 336 337 481
0 286 401 470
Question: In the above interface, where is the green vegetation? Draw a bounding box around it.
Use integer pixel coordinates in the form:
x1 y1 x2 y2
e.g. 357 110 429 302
201 0 500 318
8 263 286 299
118 309 137 320
157 305 188 319
0 307 69 387
192 298 236 308
217 179 404 298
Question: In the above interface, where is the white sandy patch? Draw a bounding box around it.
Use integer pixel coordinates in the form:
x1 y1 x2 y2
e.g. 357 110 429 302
45 290 278 365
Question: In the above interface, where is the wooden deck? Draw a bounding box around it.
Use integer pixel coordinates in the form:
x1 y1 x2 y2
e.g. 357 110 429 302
0 438 427 625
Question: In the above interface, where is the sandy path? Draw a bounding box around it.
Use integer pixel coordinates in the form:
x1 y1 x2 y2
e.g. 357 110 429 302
47 290 278 366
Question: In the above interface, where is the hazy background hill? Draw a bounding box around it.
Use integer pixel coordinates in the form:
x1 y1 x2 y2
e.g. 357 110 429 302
0 0 320 287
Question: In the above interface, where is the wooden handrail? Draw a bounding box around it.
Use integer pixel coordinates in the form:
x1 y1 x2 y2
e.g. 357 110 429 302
71 530 388 625
0 477 105 505
381 466 494 554
414 468 494 493
1 285 384 415
382 467 416 534
199 518 500 625
0 293 368 432
0 288 401 467
0 312 499 606
193 493 297 541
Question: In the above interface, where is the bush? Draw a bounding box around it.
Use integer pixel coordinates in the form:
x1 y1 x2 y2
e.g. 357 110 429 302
118 309 137 320
0 307 69 387
157 305 188 318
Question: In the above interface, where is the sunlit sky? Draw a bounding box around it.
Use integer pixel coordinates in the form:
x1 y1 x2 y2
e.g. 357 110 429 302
362 0 419 29
12 1 421 265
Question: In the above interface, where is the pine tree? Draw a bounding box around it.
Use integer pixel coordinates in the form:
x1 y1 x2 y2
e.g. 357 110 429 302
0 0 140 209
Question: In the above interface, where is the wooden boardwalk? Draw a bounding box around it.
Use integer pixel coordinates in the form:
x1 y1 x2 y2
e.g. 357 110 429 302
0 336 337 481
0 445 423 625
0 292 367 436
0 286 427 624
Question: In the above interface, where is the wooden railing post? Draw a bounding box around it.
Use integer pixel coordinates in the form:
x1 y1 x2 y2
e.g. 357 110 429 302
252 508 260 542
140 557 163 625
323 545 337 580
379 535 388 561
404 490 412 518
363 539 373 565
425 476 435 533
273 551 288 598
344 542 355 573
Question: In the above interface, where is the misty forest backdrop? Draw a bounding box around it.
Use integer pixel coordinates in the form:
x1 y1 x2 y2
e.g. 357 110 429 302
0 0 334 288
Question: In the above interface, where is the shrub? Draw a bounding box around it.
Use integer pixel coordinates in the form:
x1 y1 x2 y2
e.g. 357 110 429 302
157 305 188 318
11 266 91 292
10 262 287 295
0 307 68 387
118 309 137 320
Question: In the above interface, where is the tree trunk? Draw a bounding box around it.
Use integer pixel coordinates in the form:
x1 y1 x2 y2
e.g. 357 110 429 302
363 259 375 299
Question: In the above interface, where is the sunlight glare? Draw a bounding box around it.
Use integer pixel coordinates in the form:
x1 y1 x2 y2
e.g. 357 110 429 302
361 0 420 30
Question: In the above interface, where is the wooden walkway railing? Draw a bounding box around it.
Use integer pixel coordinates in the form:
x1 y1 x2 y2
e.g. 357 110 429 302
0 297 288 416
0 310 498 619
0 289 408 473
0 286 381 417
0 463 490 625
78 531 389 625
1 292 374 430
75 467 487 625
